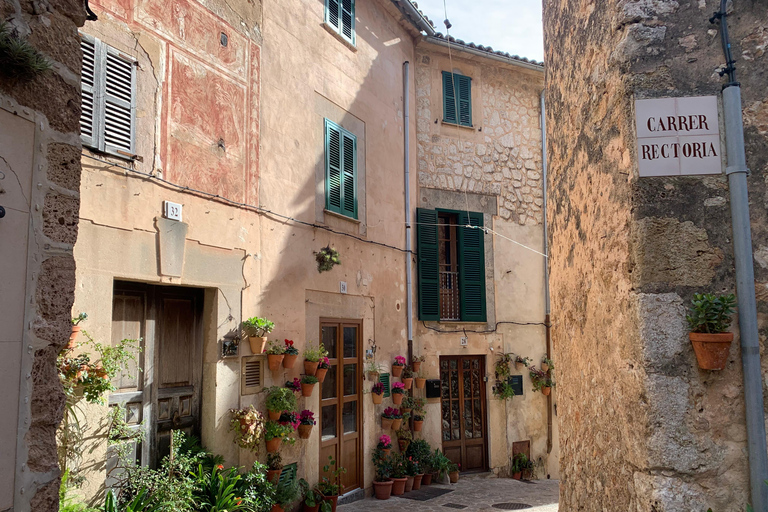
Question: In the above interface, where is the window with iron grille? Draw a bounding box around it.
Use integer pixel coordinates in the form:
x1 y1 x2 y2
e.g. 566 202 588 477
325 0 355 45
324 119 357 219
442 71 472 127
80 34 136 159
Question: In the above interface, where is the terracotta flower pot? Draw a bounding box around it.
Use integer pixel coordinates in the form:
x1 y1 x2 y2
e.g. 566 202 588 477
298 424 313 439
372 392 383 404
323 495 338 512
267 469 281 483
301 382 315 397
268 410 281 421
415 378 426 389
515 362 525 371
422 473 433 485
373 479 393 500
283 354 298 369
689 332 734 370
68 325 81 348
512 471 521 480
367 371 380 381
413 420 424 432
449 471 459 483
266 438 281 453
391 418 402 430
412 361 422 372
405 475 415 492
94 366 109 379
392 393 404 405
249 336 267 355
316 367 328 383
401 378 413 390
382 417 393 430
413 474 424 490
391 477 407 495
401 407 412 416
303 504 319 512
542 387 551 396
541 363 549 372
271 504 284 512
382 448 391 456
398 439 410 452
304 360 319 376
392 365 403 377
268 354 284 371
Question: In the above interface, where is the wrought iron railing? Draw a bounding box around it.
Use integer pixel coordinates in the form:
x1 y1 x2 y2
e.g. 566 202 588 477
440 271 460 321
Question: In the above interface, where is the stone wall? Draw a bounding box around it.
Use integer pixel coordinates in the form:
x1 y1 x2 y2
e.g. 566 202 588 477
545 0 768 510
0 0 85 510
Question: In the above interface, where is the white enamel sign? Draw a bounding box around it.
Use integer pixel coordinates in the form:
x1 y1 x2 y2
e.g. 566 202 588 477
635 96 722 177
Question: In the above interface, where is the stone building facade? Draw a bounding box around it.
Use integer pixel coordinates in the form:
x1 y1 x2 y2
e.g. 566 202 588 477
0 0 86 510
545 0 768 510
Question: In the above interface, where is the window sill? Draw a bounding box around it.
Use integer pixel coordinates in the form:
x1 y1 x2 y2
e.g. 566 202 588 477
322 22 357 52
441 121 475 131
324 209 360 224
83 143 138 162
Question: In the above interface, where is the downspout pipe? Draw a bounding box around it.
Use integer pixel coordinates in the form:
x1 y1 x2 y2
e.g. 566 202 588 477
404 61 414 362
713 2 768 510
540 90 552 456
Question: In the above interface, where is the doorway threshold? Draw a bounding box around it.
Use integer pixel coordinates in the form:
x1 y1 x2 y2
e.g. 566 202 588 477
338 488 365 506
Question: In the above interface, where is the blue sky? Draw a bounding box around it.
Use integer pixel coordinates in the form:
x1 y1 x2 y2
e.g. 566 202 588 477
413 0 544 62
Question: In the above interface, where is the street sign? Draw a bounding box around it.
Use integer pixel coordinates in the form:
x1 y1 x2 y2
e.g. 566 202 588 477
635 96 722 177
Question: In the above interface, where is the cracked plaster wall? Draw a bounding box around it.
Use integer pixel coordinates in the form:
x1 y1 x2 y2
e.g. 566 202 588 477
545 0 768 510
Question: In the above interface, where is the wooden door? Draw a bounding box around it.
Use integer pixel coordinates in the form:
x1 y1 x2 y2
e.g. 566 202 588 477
440 356 488 472
319 320 362 495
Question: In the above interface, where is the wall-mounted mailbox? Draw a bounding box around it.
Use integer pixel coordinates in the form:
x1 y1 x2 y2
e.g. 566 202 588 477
426 379 441 399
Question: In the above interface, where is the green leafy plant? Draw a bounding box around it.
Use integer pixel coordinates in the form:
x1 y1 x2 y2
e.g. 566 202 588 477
242 317 274 337
265 386 298 413
239 461 277 512
686 293 737 333
511 453 533 476
515 355 531 367
303 341 328 362
431 449 452 478
103 488 158 512
315 246 341 273
389 452 407 479
317 456 347 497
299 478 323 507
193 464 250 512
229 405 266 452
72 312 88 326
266 339 286 355
274 477 300 507
401 365 414 379
541 357 555 370
301 375 319 385
493 380 516 400
0 23 52 81
264 421 294 442
365 360 383 375
371 448 394 481
529 367 555 393
494 353 513 379
406 439 432 469
267 452 283 471
395 428 412 442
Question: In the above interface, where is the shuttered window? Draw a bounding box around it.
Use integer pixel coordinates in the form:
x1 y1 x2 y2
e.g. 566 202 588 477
325 0 355 45
442 71 472 127
324 119 357 219
417 208 486 322
80 34 136 158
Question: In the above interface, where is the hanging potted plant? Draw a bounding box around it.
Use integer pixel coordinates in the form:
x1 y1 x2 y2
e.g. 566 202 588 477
540 357 554 373
242 316 274 355
278 410 300 432
68 312 87 349
366 360 383 381
371 382 384 404
303 341 328 376
283 339 299 369
392 356 406 377
415 372 426 389
400 366 414 390
266 386 298 421
400 395 414 416
413 412 425 432
411 355 425 373
266 339 286 371
529 367 555 396
377 434 392 456
229 405 266 453
285 378 302 395
317 456 347 512
396 428 412 453
265 421 293 453
267 452 283 483
389 453 408 496
316 356 330 384
390 408 403 431
391 382 406 405
495 353 512 380
301 375 319 397
371 447 394 500
381 407 398 430
493 379 516 400
298 409 316 439
515 355 531 371
686 293 737 370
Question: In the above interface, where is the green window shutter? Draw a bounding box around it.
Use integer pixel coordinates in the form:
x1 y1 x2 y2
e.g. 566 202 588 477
417 208 440 321
278 463 297 485
457 75 472 127
380 373 391 398
325 0 341 30
457 211 486 322
442 72 457 124
325 120 357 219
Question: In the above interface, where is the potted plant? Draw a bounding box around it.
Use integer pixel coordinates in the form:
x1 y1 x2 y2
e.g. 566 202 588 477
406 440 432 485
299 479 322 512
301 375 319 397
390 408 404 431
303 341 328 376
272 477 300 512
389 452 408 496
404 456 419 493
266 339 286 371
229 405 266 452
687 293 737 370
421 452 434 485
541 357 554 373
371 447 394 500
493 379 516 400
283 339 299 369
529 367 555 395
366 360 383 381
317 456 347 512
511 453 531 480
413 412 425 432
432 449 452 484
377 434 392 456
448 462 460 483
382 407 398 430
415 372 426 389
266 386 298 421
243 316 274 354
411 355 425 373
298 409 315 439
371 382 384 404
316 357 330 384
400 366 414 389
495 353 512 380
515 355 531 371
396 428 412 452
278 410 299 431
265 421 293 453
68 312 87 348
285 377 302 394
391 382 406 405
392 356 406 377
401 395 414 416
267 452 283 483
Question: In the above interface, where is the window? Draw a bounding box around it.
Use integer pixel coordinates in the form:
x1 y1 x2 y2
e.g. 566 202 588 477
442 71 472 127
325 0 355 45
417 208 486 322
80 35 136 158
324 119 357 219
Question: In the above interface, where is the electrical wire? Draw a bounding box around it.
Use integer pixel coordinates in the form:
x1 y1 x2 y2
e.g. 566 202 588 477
422 320 550 335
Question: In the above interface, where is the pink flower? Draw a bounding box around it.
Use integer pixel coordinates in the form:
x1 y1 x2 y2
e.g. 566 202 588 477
394 356 407 366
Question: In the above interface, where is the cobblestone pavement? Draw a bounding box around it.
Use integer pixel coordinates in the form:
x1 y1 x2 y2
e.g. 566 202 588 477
339 474 559 512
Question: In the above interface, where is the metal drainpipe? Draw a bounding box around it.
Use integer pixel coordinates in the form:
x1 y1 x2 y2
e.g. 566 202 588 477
404 61 414 364
713 2 768 510
540 90 552 456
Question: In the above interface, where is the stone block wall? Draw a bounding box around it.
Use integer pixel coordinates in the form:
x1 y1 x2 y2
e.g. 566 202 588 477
545 0 768 510
0 0 85 510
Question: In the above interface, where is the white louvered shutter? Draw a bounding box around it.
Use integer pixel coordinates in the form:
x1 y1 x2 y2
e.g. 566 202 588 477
103 47 135 156
80 37 97 148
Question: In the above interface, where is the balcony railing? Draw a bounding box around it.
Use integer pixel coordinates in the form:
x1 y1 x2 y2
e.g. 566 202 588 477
440 271 460 321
